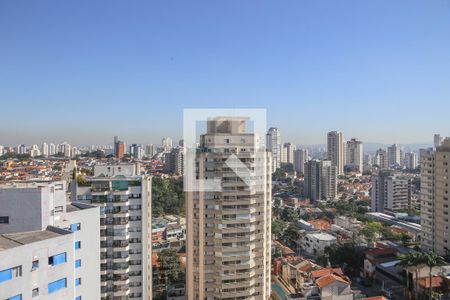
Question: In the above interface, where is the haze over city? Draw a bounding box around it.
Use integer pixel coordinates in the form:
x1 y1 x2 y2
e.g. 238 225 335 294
1 0 450 145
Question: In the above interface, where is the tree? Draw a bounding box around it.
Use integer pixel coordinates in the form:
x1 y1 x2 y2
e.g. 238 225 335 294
281 207 299 222
272 219 286 240
361 222 383 243
152 177 184 216
423 252 446 300
158 249 185 284
281 224 300 249
399 252 419 299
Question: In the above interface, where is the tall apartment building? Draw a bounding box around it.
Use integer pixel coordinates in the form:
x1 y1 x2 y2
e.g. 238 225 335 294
41 142 49 157
345 138 363 173
327 131 345 175
186 117 272 300
403 152 418 170
266 127 281 172
0 181 100 300
304 159 337 202
420 138 450 255
130 144 145 160
387 144 401 167
281 142 296 164
164 147 184 175
374 148 388 169
293 149 309 175
75 164 152 300
145 144 156 158
434 134 443 148
371 170 411 213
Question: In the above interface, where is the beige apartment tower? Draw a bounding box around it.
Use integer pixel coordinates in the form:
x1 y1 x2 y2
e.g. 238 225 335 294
420 138 450 255
327 131 345 175
186 117 272 300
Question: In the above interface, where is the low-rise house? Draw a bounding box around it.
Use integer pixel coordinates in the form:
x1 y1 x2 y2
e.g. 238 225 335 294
300 232 337 256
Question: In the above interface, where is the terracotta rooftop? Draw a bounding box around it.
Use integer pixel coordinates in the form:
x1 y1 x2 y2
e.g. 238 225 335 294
311 267 343 279
316 273 350 288
418 276 443 289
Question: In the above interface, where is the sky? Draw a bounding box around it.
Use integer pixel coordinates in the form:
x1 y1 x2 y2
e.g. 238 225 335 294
1 0 450 146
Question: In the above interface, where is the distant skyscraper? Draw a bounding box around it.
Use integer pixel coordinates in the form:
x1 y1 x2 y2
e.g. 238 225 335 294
371 170 411 213
145 144 156 158
404 152 418 170
0 145 3 156
30 144 41 157
17 144 27 155
266 127 281 172
374 148 388 169
49 143 56 156
164 147 184 175
387 144 401 167
41 142 49 157
281 142 296 164
186 117 271 300
304 159 337 202
434 134 443 148
130 144 144 159
327 131 345 175
114 137 125 160
346 138 363 173
420 138 450 255
293 149 309 175
161 137 173 151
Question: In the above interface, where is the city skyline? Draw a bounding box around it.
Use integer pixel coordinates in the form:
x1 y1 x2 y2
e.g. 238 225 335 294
1 1 450 145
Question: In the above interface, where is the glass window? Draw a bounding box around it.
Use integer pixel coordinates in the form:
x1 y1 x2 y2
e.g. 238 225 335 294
49 253 66 266
75 278 81 286
70 223 81 232
75 241 81 250
8 295 22 300
48 278 67 294
75 259 81 268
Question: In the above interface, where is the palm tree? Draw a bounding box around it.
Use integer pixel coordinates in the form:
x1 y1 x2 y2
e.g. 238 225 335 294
423 252 446 300
399 252 427 299
399 253 415 299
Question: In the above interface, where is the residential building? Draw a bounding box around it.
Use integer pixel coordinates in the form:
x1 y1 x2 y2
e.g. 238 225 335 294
186 117 272 300
387 144 401 167
293 149 309 175
162 137 173 152
300 232 337 256
282 142 296 164
266 127 281 172
345 138 363 173
304 160 337 202
145 144 156 158
327 131 345 175
75 163 152 300
434 134 443 148
371 170 411 213
0 181 100 300
403 152 418 170
374 148 388 169
114 137 126 160
41 142 49 157
164 147 184 175
420 138 450 255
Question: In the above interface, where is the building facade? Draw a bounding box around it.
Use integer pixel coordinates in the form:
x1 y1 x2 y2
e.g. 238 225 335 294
371 170 411 213
304 160 337 202
345 138 363 173
266 127 281 172
327 131 345 175
75 164 152 300
420 138 450 255
186 117 272 300
293 149 309 175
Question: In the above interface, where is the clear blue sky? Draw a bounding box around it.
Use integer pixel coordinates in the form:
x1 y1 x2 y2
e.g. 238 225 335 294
1 0 449 146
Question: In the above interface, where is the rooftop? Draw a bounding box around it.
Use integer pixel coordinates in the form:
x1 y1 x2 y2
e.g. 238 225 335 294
0 227 69 251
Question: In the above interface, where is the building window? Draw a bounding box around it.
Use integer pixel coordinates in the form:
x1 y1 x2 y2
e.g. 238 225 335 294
75 278 81 286
48 278 67 294
32 288 39 297
0 216 9 224
48 253 66 266
70 223 81 232
75 297 81 300
31 260 39 271
0 266 21 283
8 295 22 300
75 259 81 268
75 241 81 250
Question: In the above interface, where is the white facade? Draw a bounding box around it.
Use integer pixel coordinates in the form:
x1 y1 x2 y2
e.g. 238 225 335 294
301 232 337 256
387 144 401 167
371 171 411 213
75 164 152 300
266 127 281 172
0 181 100 300
404 152 418 170
345 138 363 173
293 149 309 175
327 131 345 175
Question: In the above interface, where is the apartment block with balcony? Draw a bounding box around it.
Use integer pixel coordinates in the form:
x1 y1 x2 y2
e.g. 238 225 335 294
186 117 272 300
75 163 152 300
